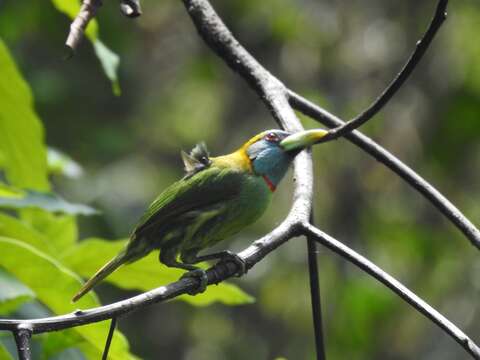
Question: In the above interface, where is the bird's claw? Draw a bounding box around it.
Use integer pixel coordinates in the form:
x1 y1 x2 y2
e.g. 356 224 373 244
181 269 208 295
220 252 247 277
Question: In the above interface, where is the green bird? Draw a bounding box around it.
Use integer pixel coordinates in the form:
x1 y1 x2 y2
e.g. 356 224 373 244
72 128 327 302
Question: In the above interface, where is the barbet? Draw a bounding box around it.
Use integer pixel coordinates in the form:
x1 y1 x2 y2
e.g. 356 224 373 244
72 129 327 302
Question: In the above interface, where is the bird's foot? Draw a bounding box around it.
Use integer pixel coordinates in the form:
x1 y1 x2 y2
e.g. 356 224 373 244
219 251 247 277
181 269 208 295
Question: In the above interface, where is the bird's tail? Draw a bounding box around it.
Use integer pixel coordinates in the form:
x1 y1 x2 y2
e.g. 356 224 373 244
72 251 127 303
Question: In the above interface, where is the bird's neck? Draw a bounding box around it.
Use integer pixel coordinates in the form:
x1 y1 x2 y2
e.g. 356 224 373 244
211 149 253 173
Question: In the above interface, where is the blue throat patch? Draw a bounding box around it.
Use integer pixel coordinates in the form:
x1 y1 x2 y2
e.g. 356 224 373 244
247 140 293 187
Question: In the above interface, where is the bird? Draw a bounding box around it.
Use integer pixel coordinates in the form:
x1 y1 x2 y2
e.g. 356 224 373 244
72 128 327 302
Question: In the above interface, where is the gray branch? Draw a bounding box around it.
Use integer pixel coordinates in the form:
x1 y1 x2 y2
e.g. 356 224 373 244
288 90 480 249
65 0 103 53
14 325 32 360
302 222 480 359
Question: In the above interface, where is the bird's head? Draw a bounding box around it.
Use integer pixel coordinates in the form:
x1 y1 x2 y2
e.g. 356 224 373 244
242 129 328 191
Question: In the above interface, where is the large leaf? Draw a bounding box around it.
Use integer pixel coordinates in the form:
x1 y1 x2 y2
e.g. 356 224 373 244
40 330 85 360
0 183 22 198
50 0 121 94
0 189 97 216
0 237 136 360
0 344 13 360
0 212 53 254
20 210 78 255
0 38 49 191
62 238 255 306
0 269 34 315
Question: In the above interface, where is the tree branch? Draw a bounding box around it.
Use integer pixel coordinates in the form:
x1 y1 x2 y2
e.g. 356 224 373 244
65 0 142 54
1 2 477 360
120 0 142 18
65 0 103 53
302 222 480 359
14 325 32 360
102 317 117 360
288 90 480 250
316 0 448 143
307 212 326 360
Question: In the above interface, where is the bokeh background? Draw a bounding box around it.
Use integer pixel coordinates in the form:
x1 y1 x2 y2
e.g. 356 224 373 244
0 0 479 358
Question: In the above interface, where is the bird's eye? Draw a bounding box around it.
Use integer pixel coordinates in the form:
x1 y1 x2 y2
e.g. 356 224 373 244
264 132 280 143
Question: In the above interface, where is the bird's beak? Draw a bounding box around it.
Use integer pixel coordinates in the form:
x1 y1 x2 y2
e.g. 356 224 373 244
280 129 329 152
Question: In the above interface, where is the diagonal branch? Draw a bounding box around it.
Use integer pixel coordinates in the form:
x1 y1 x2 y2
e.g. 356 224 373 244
0 219 301 333
65 0 103 53
66 0 142 53
288 90 480 250
302 222 480 359
316 0 448 143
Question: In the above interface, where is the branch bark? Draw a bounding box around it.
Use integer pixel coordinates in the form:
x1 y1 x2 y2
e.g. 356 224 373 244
288 90 480 250
65 0 103 53
66 0 142 53
302 222 480 359
313 0 448 144
14 325 32 360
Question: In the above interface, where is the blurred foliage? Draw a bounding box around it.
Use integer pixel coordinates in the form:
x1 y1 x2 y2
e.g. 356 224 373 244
0 0 479 359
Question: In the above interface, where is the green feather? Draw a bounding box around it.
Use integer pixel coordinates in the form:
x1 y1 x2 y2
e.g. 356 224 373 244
72 159 271 301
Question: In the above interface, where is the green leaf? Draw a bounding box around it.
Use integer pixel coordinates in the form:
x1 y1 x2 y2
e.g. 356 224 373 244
50 0 121 95
62 238 255 306
20 210 78 254
0 269 35 315
47 148 83 179
0 343 13 360
0 183 23 198
0 237 135 359
0 190 98 216
0 212 53 254
40 330 84 360
93 40 121 96
0 38 49 191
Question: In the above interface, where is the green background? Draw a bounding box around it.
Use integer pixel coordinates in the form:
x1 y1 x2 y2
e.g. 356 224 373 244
0 0 479 359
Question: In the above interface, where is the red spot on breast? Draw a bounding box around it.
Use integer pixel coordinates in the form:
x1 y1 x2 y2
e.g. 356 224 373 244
262 175 276 192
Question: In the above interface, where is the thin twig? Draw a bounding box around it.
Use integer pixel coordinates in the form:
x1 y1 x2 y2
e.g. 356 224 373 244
102 317 117 360
316 0 448 143
302 222 480 360
14 325 32 360
120 0 142 18
65 0 103 53
307 211 326 360
288 90 480 250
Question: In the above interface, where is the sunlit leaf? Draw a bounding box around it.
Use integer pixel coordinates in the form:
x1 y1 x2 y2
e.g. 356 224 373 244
0 269 34 315
20 210 78 255
0 38 49 191
0 190 98 216
62 238 255 306
93 40 121 96
0 343 13 360
47 148 83 179
0 212 53 254
0 183 22 198
0 237 136 359
40 330 85 360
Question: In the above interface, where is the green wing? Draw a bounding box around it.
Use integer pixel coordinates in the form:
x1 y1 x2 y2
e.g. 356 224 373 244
132 166 242 239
